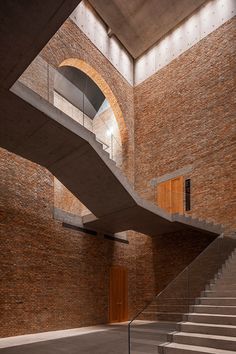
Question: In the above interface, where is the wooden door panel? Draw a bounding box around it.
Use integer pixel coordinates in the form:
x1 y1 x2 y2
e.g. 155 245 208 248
120 269 128 321
171 176 184 214
109 266 128 323
157 180 172 213
157 176 183 214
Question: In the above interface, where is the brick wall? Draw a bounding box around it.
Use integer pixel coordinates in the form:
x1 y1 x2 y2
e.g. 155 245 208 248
0 149 214 336
0 148 132 336
134 18 236 231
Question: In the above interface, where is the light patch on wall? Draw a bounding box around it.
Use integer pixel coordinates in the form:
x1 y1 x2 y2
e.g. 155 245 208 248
135 0 236 85
53 91 93 132
93 103 122 166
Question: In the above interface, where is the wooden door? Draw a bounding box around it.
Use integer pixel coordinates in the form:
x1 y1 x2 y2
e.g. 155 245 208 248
157 176 184 214
109 266 128 323
157 179 172 213
171 176 184 214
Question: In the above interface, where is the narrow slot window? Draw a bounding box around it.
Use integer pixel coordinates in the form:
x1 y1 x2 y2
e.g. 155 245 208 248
185 179 191 211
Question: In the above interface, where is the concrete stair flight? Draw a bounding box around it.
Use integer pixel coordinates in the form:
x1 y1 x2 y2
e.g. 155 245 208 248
158 246 236 353
0 80 224 237
128 235 236 354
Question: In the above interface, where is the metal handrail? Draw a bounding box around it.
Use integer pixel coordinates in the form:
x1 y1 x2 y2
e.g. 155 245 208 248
128 232 225 354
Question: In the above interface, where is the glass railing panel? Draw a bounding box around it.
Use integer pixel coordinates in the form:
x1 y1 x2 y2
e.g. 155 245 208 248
128 234 236 354
17 55 122 164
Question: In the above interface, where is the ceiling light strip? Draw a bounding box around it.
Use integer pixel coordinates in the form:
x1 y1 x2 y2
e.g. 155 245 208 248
135 0 236 85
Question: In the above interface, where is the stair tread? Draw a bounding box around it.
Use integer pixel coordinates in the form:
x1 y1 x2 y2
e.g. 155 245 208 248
181 321 236 329
143 311 183 314
195 305 236 308
212 283 236 285
205 290 236 292
199 297 236 299
189 313 236 317
164 342 236 353
174 331 236 341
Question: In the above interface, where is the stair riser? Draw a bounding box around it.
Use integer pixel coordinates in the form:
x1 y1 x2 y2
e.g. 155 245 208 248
213 273 236 280
214 275 236 284
192 306 236 315
203 291 236 297
212 280 236 287
219 269 236 277
158 347 213 354
210 284 236 291
180 323 236 337
225 260 236 267
187 314 236 325
200 298 236 306
174 334 236 351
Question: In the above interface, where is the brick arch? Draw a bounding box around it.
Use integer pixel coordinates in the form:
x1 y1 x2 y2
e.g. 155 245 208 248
59 58 128 146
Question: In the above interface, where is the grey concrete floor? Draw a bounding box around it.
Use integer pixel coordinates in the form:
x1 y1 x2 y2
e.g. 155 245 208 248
0 326 129 354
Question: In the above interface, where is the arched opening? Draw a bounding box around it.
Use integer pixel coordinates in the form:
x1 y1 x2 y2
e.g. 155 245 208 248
52 59 128 218
59 58 128 149
53 63 123 166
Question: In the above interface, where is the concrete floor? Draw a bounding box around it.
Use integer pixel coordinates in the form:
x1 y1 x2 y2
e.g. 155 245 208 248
0 325 129 354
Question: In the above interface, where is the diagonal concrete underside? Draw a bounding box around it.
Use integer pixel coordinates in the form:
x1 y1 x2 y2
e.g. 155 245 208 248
0 81 223 237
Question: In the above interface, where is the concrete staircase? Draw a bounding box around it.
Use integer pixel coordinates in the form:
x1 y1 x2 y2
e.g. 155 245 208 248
158 247 236 354
130 322 178 354
1 80 223 238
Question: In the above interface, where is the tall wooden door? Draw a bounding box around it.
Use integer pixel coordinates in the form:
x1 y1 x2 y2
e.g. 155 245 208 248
171 176 184 214
157 176 184 214
109 265 128 323
157 179 172 213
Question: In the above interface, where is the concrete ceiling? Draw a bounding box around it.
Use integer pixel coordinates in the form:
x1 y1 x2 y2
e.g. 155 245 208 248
88 0 207 58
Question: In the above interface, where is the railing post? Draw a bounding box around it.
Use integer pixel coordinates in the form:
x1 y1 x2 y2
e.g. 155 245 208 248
187 266 189 310
128 322 131 354
111 134 113 160
47 62 50 102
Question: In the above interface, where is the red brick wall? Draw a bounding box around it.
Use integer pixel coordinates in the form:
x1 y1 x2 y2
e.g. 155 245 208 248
0 149 214 336
134 18 236 231
0 148 131 336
